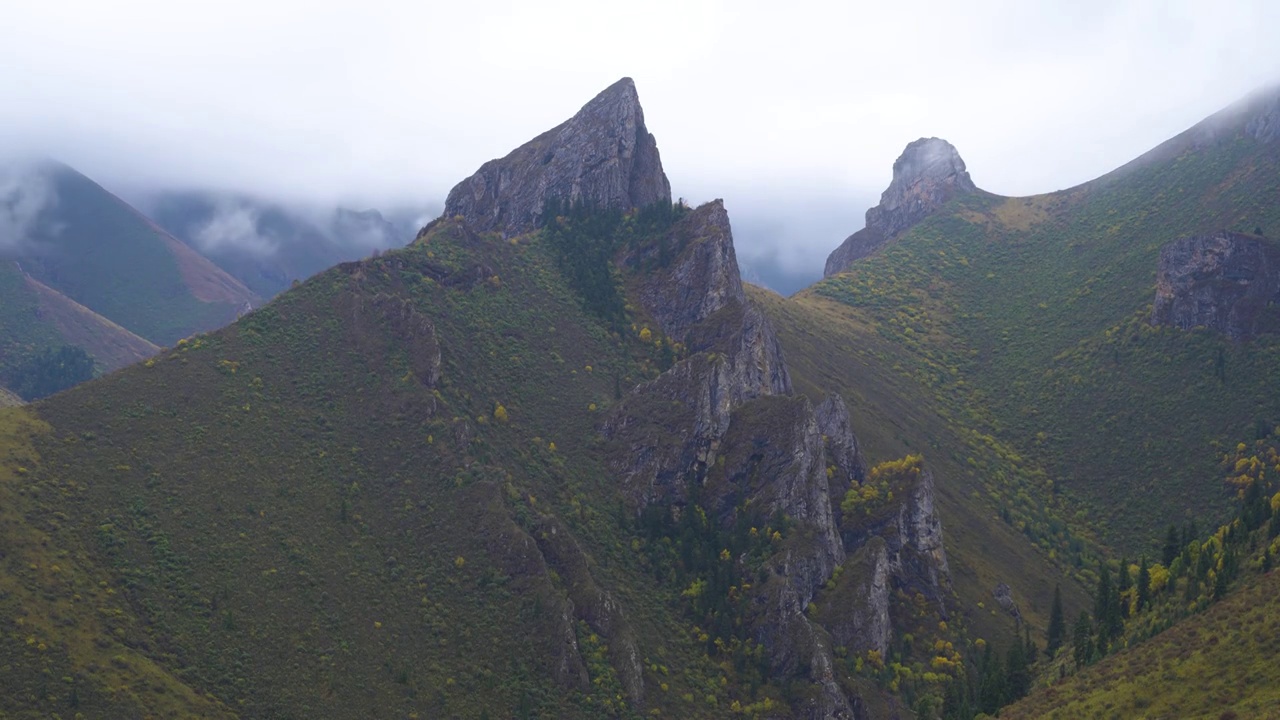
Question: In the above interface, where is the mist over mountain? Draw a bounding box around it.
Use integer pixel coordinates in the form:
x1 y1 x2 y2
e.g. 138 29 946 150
137 190 433 297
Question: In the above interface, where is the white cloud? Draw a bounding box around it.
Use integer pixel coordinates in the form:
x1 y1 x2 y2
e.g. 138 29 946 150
193 201 276 256
0 164 58 253
0 0 1277 281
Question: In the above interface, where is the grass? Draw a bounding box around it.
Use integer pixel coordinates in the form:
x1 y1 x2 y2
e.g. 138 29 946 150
0 213 864 718
1003 568 1280 720
20 163 256 346
812 132 1280 556
749 286 1094 654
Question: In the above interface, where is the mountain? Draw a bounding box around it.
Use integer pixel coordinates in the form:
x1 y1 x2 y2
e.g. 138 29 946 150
0 258 154 383
824 138 976 277
0 77 1020 720
2 161 257 347
809 84 1280 556
443 77 670 236
142 192 423 298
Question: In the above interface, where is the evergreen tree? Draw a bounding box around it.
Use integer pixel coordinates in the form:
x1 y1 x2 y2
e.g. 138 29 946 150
978 641 1005 715
1072 611 1093 668
1046 584 1066 657
1005 639 1031 701
1116 558 1132 618
1162 524 1180 567
1136 557 1151 611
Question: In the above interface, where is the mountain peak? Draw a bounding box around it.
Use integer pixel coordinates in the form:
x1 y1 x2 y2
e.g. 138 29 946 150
823 137 977 276
442 77 671 236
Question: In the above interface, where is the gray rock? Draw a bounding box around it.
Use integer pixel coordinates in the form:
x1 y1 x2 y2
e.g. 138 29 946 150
621 199 745 342
443 77 670 236
1151 231 1280 341
993 582 1023 625
824 138 976 276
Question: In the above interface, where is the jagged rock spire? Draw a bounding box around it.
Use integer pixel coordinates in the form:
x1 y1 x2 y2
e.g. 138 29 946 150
442 77 671 236
824 137 976 276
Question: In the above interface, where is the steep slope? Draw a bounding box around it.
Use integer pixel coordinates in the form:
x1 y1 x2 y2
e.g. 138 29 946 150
0 387 20 407
144 192 417 297
6 161 258 345
443 77 671 236
824 138 977 276
813 84 1280 553
0 79 972 720
750 285 1094 651
0 261 157 388
1004 568 1280 720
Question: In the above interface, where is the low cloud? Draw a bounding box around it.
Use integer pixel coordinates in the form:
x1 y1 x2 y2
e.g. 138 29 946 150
193 200 277 257
0 163 58 254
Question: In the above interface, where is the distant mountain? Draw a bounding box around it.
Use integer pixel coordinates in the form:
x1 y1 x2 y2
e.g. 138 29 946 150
1 161 257 343
142 192 426 297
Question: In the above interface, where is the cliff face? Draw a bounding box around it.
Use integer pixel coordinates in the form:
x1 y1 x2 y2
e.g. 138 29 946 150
1151 231 1280 341
442 77 671 236
824 138 976 276
603 197 949 719
435 78 952 719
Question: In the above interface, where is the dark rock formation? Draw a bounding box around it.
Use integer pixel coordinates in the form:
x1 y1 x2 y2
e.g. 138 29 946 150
824 138 976 276
992 582 1023 626
442 77 671 237
1151 231 1280 341
604 198 950 719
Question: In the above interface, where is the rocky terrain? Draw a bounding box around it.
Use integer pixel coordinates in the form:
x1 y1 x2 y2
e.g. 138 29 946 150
824 138 976 276
1151 231 1280 340
443 77 670 237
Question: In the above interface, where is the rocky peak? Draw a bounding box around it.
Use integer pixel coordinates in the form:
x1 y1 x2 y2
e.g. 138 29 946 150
1151 231 1280 341
823 137 976 276
442 77 671 237
621 199 746 343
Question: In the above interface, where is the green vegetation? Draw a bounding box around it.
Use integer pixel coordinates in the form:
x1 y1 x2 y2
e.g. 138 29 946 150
812 132 1280 555
19 163 256 345
0 211 886 719
957 421 1280 718
3 345 96 400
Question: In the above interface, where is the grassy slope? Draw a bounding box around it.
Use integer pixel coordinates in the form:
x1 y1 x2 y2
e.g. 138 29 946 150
0 220 802 719
0 262 64 373
23 275 159 370
22 164 256 345
0 260 158 391
813 129 1280 555
749 286 1092 651
1003 568 1280 720
0 387 22 407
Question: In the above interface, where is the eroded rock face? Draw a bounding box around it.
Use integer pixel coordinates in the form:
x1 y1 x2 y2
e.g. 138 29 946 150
824 138 976 276
1151 231 1280 341
442 77 671 237
621 199 746 341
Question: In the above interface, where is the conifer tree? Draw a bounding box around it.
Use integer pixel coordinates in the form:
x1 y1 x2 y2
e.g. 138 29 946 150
1162 524 1180 567
1072 611 1093 668
1046 584 1066 657
1136 556 1151 611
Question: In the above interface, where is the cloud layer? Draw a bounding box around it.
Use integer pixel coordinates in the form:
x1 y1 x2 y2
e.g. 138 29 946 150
2 0 1278 288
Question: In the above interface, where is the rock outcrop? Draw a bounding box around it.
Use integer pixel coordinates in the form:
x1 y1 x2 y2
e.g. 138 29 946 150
824 138 976 276
1151 231 1280 341
603 197 951 719
442 77 671 237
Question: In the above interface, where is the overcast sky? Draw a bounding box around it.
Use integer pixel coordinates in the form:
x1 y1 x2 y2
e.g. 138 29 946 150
3 0 1279 290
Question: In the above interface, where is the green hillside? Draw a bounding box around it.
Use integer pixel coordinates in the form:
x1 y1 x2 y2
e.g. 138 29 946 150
814 94 1280 554
19 162 258 345
0 260 158 398
749 286 1093 650
1012 569 1280 720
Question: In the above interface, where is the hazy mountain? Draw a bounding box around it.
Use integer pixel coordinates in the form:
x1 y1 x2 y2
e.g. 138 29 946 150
141 191 429 298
